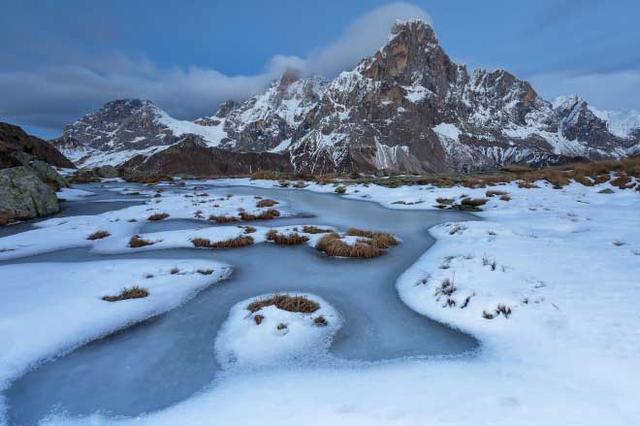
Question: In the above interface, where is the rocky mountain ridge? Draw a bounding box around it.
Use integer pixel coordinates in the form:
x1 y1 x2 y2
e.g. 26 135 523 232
53 20 640 174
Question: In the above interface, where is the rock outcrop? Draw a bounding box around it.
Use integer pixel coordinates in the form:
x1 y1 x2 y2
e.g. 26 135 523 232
1 122 75 169
0 166 59 225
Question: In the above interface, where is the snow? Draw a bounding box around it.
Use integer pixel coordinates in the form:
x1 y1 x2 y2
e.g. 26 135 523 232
56 187 96 201
154 109 228 148
589 106 640 139
433 122 461 141
0 259 231 391
6 177 640 426
403 84 431 103
0 191 292 261
374 141 409 169
89 224 335 255
215 293 341 369
268 138 292 153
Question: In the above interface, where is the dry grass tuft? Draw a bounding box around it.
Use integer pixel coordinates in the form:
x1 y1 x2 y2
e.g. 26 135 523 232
102 286 149 302
315 233 384 258
334 185 347 194
241 226 257 234
147 212 170 221
239 209 280 221
129 235 154 248
254 314 264 325
191 235 254 249
313 316 328 327
485 190 508 197
345 228 399 248
87 230 111 240
208 215 238 223
256 198 279 208
247 294 320 314
266 230 310 245
302 225 333 234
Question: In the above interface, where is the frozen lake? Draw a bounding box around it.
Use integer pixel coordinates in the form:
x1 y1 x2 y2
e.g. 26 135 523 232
3 182 479 425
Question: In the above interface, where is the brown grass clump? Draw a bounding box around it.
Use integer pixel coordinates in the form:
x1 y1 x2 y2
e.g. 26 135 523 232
241 226 257 234
302 225 333 234
191 235 254 249
610 174 631 189
147 212 170 221
129 235 154 248
256 198 279 208
435 197 454 205
315 233 384 259
518 180 538 189
313 316 328 327
499 194 512 201
345 228 398 249
247 294 320 314
239 209 280 221
452 197 488 211
254 314 264 325
208 215 238 223
485 190 508 197
87 230 111 240
266 230 310 245
334 185 347 194
102 286 149 302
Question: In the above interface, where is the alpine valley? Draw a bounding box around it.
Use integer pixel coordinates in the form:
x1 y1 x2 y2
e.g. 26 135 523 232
52 20 640 176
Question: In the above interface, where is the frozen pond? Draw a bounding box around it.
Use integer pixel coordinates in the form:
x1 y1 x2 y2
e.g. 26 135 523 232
3 182 479 425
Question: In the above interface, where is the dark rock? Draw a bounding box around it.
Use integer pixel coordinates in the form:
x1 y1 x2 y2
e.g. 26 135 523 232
0 122 75 169
0 166 59 223
119 136 292 179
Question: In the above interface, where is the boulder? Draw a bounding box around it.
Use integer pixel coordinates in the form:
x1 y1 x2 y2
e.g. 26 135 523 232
0 166 59 224
31 160 69 190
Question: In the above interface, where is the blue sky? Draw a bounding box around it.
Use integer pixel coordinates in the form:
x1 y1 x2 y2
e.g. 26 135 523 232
1 0 638 138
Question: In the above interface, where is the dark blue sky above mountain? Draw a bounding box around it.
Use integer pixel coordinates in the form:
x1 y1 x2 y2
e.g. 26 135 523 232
1 0 638 138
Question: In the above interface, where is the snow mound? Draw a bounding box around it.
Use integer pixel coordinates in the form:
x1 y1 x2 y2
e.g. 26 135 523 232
214 293 341 368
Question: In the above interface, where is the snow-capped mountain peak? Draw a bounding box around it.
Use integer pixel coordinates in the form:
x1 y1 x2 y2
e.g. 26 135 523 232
54 19 640 172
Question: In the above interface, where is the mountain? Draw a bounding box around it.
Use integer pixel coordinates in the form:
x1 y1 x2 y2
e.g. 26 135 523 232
53 20 640 174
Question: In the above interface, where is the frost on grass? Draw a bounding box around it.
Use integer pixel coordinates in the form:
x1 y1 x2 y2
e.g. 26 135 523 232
214 293 340 369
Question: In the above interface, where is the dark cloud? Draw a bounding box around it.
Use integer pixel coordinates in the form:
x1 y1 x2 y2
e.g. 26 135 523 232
0 2 431 137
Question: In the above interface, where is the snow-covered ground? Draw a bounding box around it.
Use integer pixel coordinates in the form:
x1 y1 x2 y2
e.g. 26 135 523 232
215 293 341 369
3 176 640 425
0 259 231 396
0 190 293 261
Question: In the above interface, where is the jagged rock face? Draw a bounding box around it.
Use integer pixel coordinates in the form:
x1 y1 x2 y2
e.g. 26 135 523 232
208 71 325 152
119 136 292 179
53 20 640 174
0 122 74 169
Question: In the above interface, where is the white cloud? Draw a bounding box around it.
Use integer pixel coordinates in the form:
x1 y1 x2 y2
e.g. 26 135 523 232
304 2 432 76
1 2 433 135
530 70 640 111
